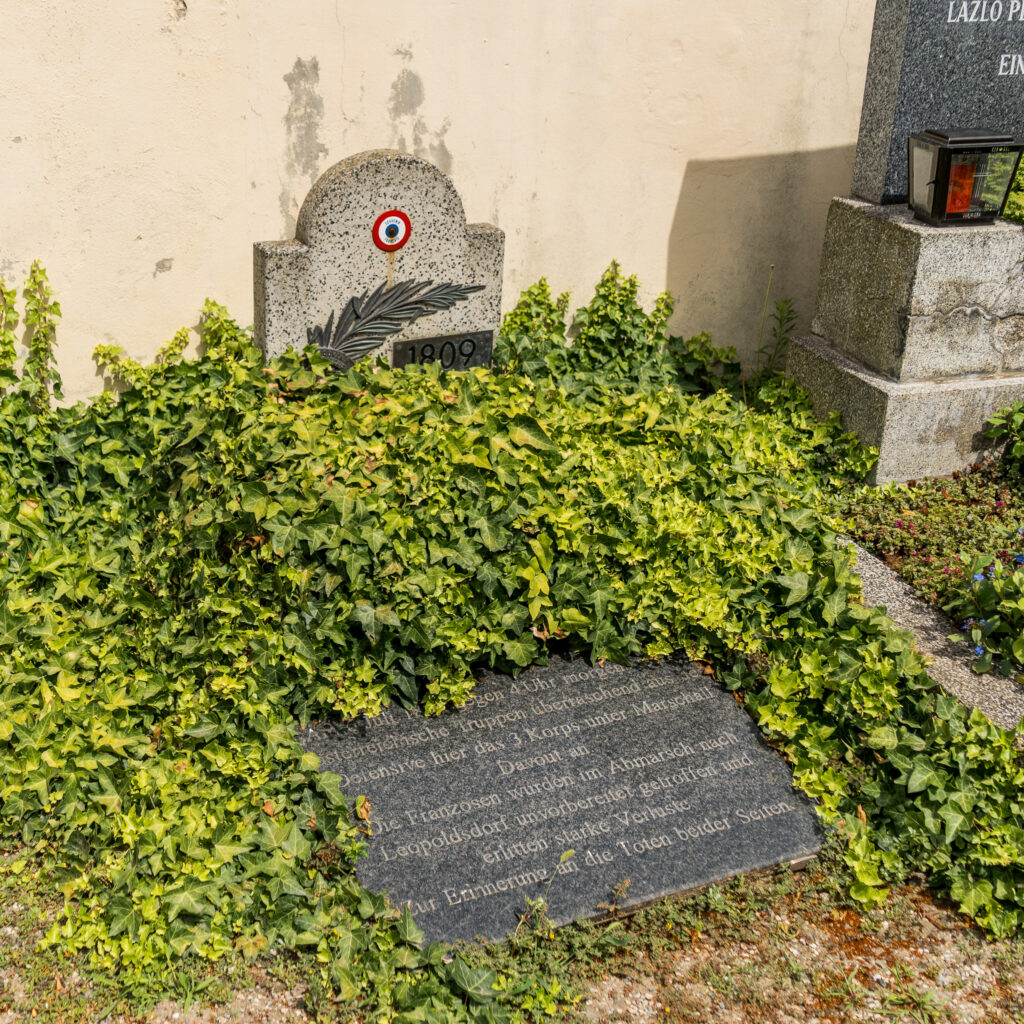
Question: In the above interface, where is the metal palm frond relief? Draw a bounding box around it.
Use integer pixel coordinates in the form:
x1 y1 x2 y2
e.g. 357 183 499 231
308 280 485 370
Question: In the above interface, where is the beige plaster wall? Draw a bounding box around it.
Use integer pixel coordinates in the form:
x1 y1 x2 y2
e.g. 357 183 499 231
0 1 874 403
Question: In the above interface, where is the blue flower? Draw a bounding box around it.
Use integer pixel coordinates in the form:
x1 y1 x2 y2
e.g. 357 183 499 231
979 619 988 626
1015 554 1024 564
973 573 985 581
974 645 984 656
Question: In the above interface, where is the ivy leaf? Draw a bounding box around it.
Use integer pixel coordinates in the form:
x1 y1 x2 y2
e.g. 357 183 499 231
780 507 817 533
213 840 252 864
332 929 353 969
938 805 967 844
184 716 221 741
503 635 537 667
107 895 142 939
951 876 995 917
165 882 208 922
351 601 399 642
467 513 506 552
240 482 281 521
864 726 898 751
397 904 425 948
447 958 496 1003
330 966 359 1002
53 432 81 462
906 758 942 794
0 606 26 646
822 586 846 625
391 946 421 969
777 572 809 606
508 415 557 451
269 523 301 556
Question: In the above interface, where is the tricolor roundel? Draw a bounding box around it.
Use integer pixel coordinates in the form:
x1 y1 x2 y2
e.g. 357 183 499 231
372 209 411 251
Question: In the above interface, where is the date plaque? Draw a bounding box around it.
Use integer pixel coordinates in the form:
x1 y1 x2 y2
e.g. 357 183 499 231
392 330 493 371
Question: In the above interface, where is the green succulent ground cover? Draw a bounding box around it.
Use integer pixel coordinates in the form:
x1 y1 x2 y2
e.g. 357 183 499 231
0 262 1023 1021
1003 161 1024 225
836 460 1024 678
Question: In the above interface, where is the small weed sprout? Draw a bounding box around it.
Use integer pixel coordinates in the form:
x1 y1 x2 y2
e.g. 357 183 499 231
597 877 632 918
517 849 574 938
754 263 797 380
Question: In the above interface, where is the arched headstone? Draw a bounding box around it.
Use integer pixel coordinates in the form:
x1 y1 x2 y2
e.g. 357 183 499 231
254 150 504 372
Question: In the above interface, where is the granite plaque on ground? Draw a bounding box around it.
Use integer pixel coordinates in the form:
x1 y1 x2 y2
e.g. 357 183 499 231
300 658 823 943
254 150 503 371
853 0 1024 204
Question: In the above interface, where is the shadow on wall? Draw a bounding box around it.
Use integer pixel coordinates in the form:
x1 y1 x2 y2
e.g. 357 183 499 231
667 146 855 366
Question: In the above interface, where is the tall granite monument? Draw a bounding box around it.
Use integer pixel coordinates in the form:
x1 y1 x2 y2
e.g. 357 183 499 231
853 0 1024 204
791 0 1024 483
254 150 503 372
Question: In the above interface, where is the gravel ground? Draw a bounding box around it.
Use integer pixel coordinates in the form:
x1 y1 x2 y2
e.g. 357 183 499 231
5 866 1019 1024
145 987 310 1024
849 541 1024 737
581 873 1024 1023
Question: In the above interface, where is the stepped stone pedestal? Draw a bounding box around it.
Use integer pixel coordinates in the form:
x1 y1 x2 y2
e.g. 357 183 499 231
790 197 1024 484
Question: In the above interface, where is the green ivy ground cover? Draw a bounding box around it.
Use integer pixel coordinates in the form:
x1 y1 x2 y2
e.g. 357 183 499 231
0 264 1023 1021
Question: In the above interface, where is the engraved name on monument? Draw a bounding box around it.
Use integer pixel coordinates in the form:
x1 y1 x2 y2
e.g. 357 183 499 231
853 0 1024 204
300 658 823 942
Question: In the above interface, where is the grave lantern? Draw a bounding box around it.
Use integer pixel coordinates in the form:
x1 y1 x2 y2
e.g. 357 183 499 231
908 129 1023 226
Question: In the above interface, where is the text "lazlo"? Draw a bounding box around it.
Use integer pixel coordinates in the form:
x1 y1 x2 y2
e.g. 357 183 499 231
948 0 1024 20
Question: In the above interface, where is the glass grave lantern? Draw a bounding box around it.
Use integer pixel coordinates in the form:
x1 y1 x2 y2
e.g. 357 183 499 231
908 129 1022 226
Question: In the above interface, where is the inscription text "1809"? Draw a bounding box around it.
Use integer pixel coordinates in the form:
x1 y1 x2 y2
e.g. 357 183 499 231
405 337 476 369
392 329 492 371
947 0 1024 21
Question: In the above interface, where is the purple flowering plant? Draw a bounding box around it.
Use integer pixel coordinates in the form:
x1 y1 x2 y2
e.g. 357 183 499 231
944 554 1024 676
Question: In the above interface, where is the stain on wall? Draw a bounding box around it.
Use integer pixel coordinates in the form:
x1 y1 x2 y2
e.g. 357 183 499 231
388 69 424 120
153 258 174 277
387 51 453 175
169 0 187 19
280 57 329 236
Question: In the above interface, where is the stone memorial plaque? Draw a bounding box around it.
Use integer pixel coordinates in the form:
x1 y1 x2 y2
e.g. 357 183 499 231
300 658 823 943
254 150 503 371
853 0 1024 204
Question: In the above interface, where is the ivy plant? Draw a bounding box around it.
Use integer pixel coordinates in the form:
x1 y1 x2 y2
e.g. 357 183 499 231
0 263 1022 1023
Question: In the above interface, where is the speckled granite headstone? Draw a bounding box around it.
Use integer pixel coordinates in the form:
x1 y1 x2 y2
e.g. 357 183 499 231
853 0 1024 204
254 150 503 371
299 658 823 943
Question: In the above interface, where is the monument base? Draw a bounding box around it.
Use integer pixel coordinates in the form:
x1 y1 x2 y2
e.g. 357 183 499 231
811 198 1024 383
790 335 1024 484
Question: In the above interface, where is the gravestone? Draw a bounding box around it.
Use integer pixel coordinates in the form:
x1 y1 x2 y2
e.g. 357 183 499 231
853 0 1024 204
254 150 503 372
299 658 822 943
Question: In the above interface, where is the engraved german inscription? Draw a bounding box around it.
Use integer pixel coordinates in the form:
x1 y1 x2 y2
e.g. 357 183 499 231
300 657 823 943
